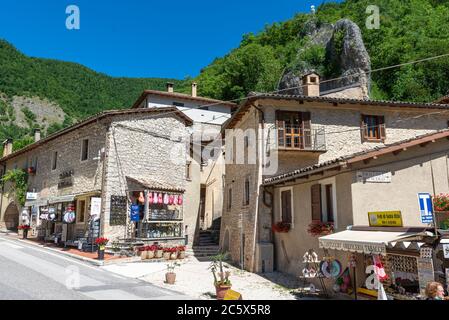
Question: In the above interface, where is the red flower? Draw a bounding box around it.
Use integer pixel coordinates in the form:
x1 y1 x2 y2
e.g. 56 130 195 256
178 245 186 252
18 225 31 230
307 221 334 237
95 237 109 246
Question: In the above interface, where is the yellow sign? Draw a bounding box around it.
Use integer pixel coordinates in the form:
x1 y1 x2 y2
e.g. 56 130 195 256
368 211 403 227
224 290 243 300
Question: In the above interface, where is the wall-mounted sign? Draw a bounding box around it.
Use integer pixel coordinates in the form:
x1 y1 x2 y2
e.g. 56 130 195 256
26 192 38 200
417 258 435 296
58 170 74 189
443 244 449 259
357 171 392 183
368 211 403 227
90 197 102 217
418 193 434 224
110 195 127 226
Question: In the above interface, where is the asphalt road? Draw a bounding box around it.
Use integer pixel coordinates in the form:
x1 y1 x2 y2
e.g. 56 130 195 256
0 233 192 300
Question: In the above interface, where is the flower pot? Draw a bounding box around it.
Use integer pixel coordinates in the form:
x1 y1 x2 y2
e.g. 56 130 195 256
170 252 178 260
165 272 176 285
140 251 147 260
147 251 155 259
215 285 232 300
98 248 105 261
178 251 186 259
163 252 171 260
155 250 163 259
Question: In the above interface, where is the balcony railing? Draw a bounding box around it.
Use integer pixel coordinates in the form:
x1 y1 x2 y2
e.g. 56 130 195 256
276 126 326 151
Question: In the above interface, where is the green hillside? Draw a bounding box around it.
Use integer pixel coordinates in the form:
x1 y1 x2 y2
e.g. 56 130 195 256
0 40 186 150
195 0 449 103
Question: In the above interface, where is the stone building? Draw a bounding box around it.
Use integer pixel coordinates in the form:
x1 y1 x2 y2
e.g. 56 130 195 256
0 107 194 247
220 73 449 272
132 83 236 249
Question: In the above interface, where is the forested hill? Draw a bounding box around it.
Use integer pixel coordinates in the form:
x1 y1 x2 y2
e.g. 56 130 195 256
0 39 185 150
195 0 449 103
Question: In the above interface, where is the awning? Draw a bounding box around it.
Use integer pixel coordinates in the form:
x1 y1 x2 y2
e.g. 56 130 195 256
319 230 426 256
48 195 76 204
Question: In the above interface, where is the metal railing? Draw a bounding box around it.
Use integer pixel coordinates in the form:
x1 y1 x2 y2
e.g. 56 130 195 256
276 126 326 151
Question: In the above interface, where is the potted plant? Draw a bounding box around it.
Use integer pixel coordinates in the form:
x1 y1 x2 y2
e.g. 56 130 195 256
155 244 164 259
170 247 178 260
95 237 109 260
166 262 181 285
178 245 186 259
307 221 334 237
209 253 232 300
111 241 121 256
272 222 291 233
18 225 31 239
163 247 172 260
147 245 157 259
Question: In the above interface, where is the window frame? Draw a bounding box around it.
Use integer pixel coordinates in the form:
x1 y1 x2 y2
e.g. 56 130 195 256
227 187 233 212
186 161 192 181
318 177 338 228
77 199 87 224
243 176 250 207
81 139 89 162
279 186 294 229
276 111 312 149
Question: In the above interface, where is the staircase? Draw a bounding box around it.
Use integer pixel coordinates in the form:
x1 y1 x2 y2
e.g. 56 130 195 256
187 230 220 258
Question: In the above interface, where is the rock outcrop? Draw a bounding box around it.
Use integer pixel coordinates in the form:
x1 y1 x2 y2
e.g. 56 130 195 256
278 18 371 98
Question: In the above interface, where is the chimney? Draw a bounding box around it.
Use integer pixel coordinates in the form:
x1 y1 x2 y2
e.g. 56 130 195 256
191 82 198 98
166 82 174 93
302 73 320 97
2 139 13 157
34 129 41 142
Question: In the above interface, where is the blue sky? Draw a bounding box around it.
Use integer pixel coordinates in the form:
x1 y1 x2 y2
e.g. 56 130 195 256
0 1 329 79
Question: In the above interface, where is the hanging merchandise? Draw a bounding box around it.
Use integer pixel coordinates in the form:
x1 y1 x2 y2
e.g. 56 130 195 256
174 195 179 205
178 195 183 205
169 195 174 205
320 260 343 278
148 192 153 204
153 192 158 204
138 192 145 204
349 253 357 268
158 193 163 204
336 267 352 294
130 204 140 222
48 207 57 221
163 193 169 205
373 255 389 281
63 210 76 224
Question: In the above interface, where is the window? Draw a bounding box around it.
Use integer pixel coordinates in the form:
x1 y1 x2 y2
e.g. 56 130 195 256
311 179 337 225
186 161 192 180
280 188 293 224
276 111 311 149
52 152 58 170
77 200 86 223
361 115 386 141
81 139 89 161
243 177 250 206
227 187 232 211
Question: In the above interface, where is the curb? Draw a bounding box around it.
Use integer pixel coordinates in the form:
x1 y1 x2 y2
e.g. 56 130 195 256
15 238 141 266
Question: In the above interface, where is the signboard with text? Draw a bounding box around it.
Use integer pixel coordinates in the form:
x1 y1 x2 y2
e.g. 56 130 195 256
357 171 392 183
418 193 434 224
368 211 403 227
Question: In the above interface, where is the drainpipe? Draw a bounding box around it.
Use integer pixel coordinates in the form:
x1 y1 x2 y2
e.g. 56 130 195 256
0 163 6 227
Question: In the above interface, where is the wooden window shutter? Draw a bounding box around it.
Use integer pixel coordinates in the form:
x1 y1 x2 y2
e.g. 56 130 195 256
311 184 322 222
276 110 285 148
361 115 368 140
302 112 312 148
379 116 386 140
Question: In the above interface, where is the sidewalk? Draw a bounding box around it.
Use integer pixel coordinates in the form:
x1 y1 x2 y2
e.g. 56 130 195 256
1 233 140 266
102 257 309 300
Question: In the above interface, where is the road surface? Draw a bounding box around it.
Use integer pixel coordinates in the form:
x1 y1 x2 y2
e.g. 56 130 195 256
0 233 192 300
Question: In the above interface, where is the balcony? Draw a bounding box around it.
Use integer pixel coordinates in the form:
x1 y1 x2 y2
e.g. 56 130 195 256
276 126 326 152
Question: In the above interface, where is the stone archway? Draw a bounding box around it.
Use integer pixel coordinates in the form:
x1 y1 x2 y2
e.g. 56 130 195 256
3 202 19 231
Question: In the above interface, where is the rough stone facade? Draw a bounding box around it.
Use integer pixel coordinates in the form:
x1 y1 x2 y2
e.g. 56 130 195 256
220 97 449 272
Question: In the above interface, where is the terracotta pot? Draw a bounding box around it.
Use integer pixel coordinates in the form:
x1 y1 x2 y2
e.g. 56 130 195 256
178 251 186 259
140 251 147 260
170 252 178 260
147 250 155 259
215 285 232 300
163 252 171 260
166 272 176 285
155 250 163 259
